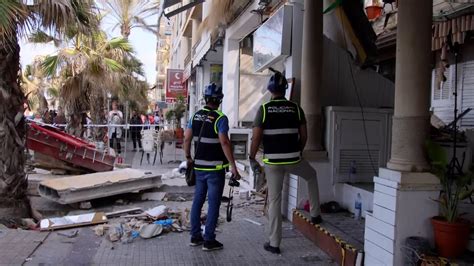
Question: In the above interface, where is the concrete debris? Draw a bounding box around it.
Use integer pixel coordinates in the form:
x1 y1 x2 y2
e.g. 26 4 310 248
38 169 161 204
93 224 109 236
141 192 167 201
79 201 92 210
21 218 38 230
108 225 122 242
177 196 186 202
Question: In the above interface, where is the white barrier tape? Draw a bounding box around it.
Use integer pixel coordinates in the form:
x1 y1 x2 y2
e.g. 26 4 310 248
27 119 183 128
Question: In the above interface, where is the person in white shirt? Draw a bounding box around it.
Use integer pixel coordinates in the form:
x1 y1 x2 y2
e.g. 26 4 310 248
108 101 123 155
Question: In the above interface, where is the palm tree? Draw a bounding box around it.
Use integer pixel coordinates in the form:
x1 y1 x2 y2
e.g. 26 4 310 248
41 29 141 141
0 0 94 221
101 0 159 39
22 59 49 113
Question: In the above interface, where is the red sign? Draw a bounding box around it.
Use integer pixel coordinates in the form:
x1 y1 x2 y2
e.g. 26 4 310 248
166 69 187 101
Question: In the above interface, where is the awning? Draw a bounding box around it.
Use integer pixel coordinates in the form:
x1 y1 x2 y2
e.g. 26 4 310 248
163 0 205 18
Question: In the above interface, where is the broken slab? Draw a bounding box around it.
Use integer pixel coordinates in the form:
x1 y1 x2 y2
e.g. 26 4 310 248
38 169 161 204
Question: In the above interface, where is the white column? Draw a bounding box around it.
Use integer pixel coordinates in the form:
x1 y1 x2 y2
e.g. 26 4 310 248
365 1 439 265
222 37 240 128
300 0 323 151
386 0 433 172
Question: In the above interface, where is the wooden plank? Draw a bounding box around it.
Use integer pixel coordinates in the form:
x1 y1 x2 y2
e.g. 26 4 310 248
105 208 143 218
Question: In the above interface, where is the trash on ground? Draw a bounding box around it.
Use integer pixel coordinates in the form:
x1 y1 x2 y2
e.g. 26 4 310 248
40 212 107 231
145 205 168 219
161 168 184 180
243 218 263 226
139 223 163 239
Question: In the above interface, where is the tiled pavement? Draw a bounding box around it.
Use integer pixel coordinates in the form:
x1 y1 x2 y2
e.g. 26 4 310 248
0 228 49 265
14 200 336 266
91 205 335 265
9 141 341 265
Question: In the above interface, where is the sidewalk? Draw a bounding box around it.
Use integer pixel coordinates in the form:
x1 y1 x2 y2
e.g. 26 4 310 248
3 141 337 265
1 198 335 265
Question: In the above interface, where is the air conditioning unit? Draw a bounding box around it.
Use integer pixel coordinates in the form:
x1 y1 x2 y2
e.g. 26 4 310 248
325 106 393 184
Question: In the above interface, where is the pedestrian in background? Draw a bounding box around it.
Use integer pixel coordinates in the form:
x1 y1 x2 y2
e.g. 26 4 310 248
108 100 123 155
130 110 143 152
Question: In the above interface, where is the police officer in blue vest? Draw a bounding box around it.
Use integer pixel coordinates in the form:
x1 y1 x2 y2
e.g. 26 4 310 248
249 71 322 254
184 83 241 251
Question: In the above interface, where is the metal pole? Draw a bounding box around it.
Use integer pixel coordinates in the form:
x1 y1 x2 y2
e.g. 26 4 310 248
107 97 111 152
124 101 129 161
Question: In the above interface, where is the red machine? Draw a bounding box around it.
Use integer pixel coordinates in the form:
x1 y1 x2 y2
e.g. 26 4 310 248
27 123 115 172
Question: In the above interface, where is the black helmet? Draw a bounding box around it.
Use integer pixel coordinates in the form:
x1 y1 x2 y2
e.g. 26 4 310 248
267 69 287 93
204 83 224 104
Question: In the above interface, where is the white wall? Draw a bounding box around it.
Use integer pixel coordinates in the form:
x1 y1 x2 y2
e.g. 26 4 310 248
321 36 395 108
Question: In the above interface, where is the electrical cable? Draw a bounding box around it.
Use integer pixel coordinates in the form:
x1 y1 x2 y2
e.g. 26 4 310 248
338 7 378 176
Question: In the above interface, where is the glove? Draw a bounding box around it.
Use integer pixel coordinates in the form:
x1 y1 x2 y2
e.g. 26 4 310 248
249 157 261 174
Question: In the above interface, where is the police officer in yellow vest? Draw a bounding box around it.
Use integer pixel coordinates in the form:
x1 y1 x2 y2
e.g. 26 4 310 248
249 71 322 254
184 83 241 251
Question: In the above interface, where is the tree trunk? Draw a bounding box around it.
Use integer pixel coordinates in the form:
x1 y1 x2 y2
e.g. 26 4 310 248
90 90 106 142
0 33 31 221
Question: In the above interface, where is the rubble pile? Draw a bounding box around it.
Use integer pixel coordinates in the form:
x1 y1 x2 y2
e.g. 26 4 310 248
93 205 191 244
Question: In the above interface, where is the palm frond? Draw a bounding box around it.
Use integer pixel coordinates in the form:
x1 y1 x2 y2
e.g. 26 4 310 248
107 37 133 52
101 0 159 38
41 55 60 76
28 30 57 43
29 0 96 34
47 87 60 98
0 0 29 44
104 58 126 72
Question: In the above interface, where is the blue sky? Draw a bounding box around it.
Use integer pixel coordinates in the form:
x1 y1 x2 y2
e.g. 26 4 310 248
20 12 159 85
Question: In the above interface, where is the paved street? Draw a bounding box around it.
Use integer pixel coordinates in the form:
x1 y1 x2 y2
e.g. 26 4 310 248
0 143 336 265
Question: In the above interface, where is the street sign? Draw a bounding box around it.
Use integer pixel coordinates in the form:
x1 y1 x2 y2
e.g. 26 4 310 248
166 69 187 102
